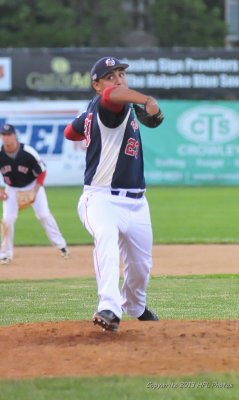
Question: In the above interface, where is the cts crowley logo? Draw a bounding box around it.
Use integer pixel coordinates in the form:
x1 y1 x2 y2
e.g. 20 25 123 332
177 105 239 144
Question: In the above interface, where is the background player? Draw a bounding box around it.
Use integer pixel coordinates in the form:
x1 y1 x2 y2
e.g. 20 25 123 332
0 123 69 264
64 56 163 332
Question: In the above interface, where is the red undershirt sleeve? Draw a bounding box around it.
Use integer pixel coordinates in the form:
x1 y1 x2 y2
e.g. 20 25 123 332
100 86 124 113
36 170 46 185
64 124 85 141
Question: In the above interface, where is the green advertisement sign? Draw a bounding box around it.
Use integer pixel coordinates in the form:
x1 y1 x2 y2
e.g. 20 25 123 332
142 100 239 186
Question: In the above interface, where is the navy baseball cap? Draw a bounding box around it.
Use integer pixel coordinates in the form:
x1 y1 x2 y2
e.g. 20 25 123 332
91 57 129 81
0 123 16 135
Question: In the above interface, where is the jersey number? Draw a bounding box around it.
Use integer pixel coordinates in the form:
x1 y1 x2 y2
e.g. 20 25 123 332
125 138 139 159
84 113 93 147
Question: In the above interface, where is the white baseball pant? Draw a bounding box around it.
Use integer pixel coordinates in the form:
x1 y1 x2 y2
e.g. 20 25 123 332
0 181 67 259
78 187 153 319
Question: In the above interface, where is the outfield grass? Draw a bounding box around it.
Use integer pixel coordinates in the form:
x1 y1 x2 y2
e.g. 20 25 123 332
8 186 239 245
147 186 239 244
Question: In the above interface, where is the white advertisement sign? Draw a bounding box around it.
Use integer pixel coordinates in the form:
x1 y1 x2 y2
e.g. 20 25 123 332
0 57 12 91
0 100 88 186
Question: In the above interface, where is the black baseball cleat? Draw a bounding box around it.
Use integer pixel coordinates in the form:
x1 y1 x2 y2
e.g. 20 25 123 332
138 306 159 321
60 247 70 259
93 310 120 332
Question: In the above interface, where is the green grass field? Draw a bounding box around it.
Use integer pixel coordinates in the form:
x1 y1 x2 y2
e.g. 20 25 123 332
0 374 238 400
1 187 238 399
11 186 239 245
0 275 238 326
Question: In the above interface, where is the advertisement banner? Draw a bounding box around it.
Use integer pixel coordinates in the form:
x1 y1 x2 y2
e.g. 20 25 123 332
0 48 239 99
1 99 239 186
0 100 87 186
0 57 12 91
142 100 239 185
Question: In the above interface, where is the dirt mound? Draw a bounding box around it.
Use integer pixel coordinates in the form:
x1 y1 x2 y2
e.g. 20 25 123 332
0 320 238 379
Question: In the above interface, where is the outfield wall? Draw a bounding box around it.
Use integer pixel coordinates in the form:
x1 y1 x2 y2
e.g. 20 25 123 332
1 100 239 186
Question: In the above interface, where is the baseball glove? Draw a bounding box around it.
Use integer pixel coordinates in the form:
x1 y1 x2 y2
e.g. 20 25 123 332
133 104 164 128
17 190 36 210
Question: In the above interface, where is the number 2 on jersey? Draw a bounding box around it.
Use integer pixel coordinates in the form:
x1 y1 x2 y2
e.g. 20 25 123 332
125 138 139 159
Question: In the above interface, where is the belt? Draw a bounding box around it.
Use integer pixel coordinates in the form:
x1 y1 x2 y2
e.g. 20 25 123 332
111 190 144 199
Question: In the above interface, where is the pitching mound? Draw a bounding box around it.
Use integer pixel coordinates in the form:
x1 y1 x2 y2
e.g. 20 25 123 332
0 320 238 379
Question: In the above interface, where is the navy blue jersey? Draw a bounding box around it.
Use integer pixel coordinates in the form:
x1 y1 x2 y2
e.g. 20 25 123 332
0 143 46 187
72 96 145 189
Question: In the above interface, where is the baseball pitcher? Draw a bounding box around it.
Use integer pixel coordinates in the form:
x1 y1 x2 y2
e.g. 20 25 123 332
64 57 163 331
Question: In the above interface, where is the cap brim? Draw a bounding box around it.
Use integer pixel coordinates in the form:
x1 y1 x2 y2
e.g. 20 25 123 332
1 131 15 135
99 63 129 79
